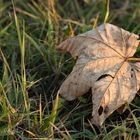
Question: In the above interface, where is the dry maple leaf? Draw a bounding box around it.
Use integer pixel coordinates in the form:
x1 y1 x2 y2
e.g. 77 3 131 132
57 23 140 126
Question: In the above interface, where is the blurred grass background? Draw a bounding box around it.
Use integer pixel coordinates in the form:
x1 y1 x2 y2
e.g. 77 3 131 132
0 0 140 139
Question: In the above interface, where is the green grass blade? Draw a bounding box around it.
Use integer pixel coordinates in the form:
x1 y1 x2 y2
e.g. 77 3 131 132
104 0 110 23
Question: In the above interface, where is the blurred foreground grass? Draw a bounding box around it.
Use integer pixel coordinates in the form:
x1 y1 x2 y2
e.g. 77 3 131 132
0 0 140 139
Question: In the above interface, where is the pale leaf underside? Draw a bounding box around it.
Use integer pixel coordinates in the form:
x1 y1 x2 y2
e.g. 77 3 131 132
57 23 140 126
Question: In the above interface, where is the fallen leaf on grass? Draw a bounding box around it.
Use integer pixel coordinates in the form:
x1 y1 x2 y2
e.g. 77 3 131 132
57 23 140 126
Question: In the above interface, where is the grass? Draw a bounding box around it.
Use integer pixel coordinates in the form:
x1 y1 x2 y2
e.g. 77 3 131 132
0 0 140 139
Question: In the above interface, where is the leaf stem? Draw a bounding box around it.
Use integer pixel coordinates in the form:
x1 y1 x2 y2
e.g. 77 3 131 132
127 57 140 61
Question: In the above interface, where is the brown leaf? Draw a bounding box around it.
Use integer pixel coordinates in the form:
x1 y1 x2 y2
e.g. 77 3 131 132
57 23 140 126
